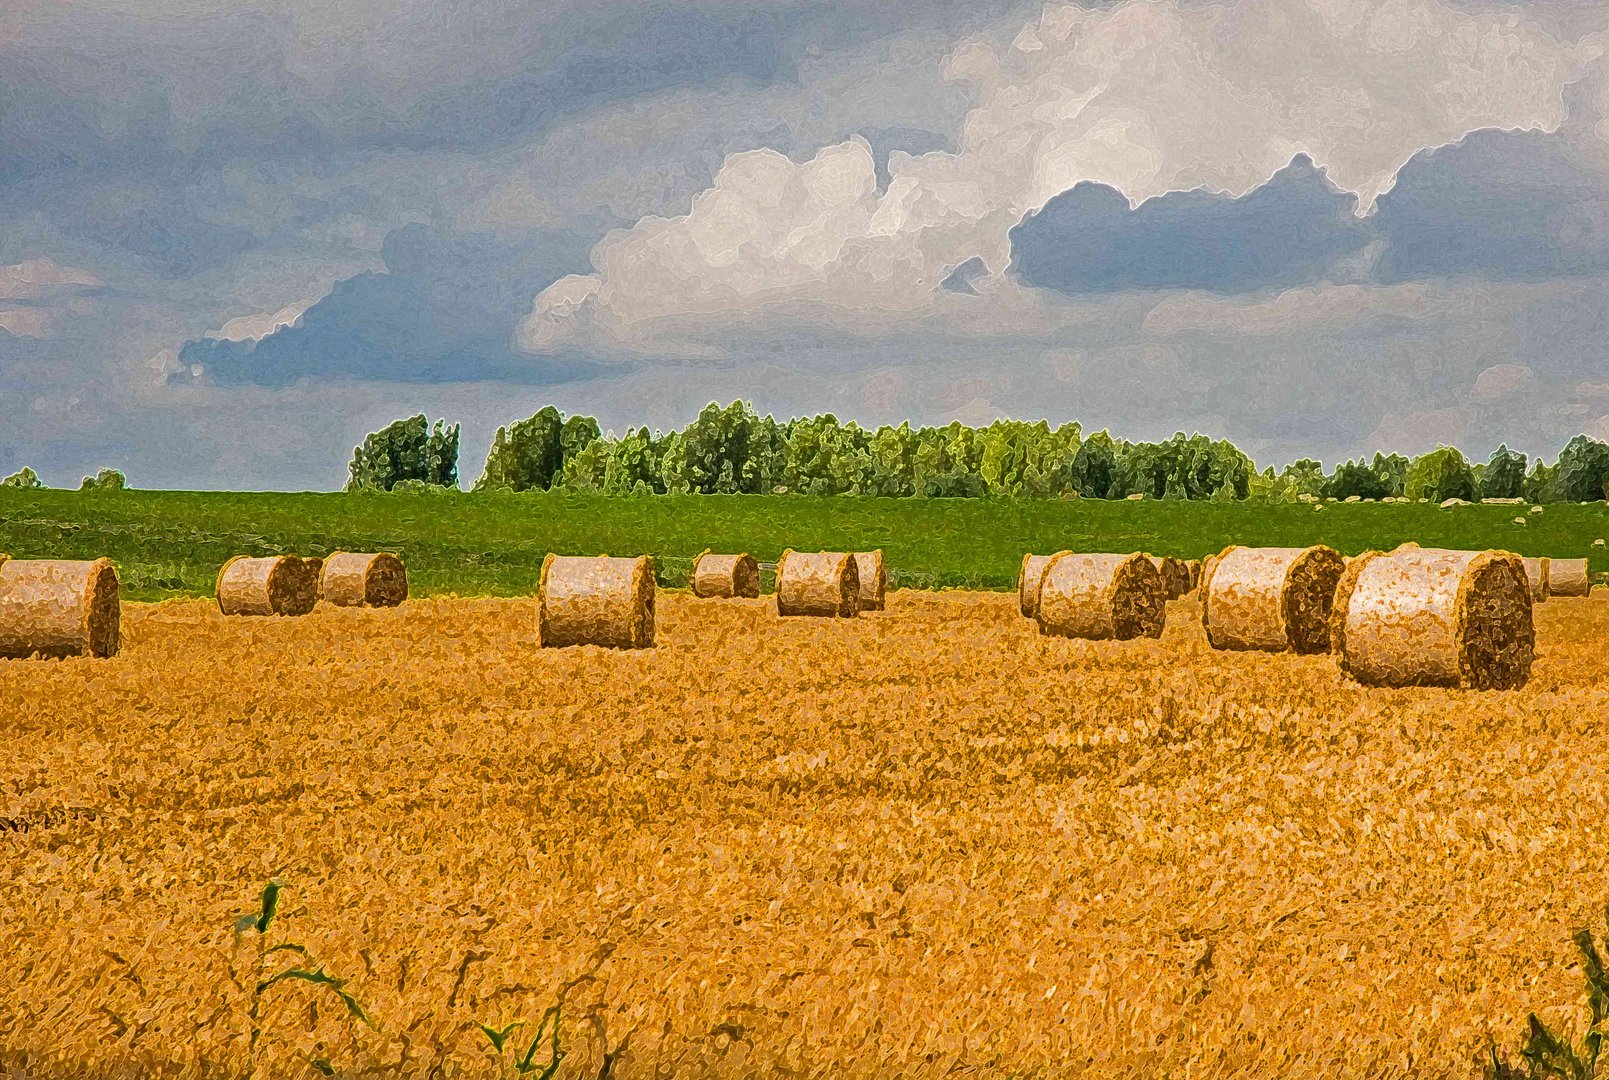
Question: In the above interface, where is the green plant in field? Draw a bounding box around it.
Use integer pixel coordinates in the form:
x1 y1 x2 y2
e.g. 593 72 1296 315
1486 907 1609 1079
230 880 375 1079
478 1003 566 1080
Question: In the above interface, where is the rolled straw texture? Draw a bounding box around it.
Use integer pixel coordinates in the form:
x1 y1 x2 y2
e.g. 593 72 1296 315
1035 552 1166 641
690 552 760 599
1018 554 1062 619
0 557 120 659
854 551 887 612
1202 545 1346 654
319 552 408 608
1519 557 1550 603
538 554 655 648
216 555 320 616
1549 558 1589 597
775 550 859 617
1334 547 1533 689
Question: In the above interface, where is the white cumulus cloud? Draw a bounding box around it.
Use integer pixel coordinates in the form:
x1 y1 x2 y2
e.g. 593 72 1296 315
519 0 1594 355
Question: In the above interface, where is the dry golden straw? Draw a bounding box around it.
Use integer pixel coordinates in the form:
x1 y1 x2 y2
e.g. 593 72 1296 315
775 550 859 617
5 589 1609 1079
215 555 320 616
538 554 655 648
1149 556 1192 600
1519 557 1550 603
854 550 887 611
1017 553 1062 618
1548 557 1589 597
319 552 408 608
1036 552 1166 640
0 557 120 659
1333 547 1534 689
689 551 761 599
1201 545 1347 654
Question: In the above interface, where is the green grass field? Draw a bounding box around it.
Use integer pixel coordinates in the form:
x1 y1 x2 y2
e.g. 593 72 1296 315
2 488 1606 601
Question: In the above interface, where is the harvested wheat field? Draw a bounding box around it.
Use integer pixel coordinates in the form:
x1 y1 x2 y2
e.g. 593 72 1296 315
3 591 1609 1080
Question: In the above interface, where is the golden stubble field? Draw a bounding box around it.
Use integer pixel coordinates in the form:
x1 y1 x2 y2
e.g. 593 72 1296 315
2 591 1608 1080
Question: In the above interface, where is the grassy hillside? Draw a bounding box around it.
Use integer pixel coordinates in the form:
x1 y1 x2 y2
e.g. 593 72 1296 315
2 488 1605 601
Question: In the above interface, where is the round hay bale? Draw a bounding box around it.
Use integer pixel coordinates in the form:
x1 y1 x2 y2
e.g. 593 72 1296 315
319 552 407 607
1549 557 1589 597
854 550 887 611
1199 552 1221 596
0 557 120 659
217 555 320 616
775 550 859 617
689 551 760 599
1333 547 1533 689
1149 556 1192 600
1519 557 1550 603
1018 553 1063 618
1036 552 1166 641
538 554 655 648
1201 545 1347 654
1328 550 1385 661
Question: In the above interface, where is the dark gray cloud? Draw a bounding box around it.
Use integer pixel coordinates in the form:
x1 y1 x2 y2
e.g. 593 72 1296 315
175 223 599 386
1008 155 1371 294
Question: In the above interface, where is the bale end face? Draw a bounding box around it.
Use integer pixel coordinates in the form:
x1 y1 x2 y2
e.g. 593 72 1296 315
1282 546 1348 654
1456 552 1535 690
854 551 886 611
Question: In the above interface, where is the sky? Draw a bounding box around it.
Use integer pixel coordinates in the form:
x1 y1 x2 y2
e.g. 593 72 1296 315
3 0 1609 489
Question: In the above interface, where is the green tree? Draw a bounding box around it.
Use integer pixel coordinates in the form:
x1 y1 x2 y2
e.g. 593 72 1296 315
1 467 44 489
866 422 917 497
79 468 127 492
1323 460 1391 501
476 406 564 492
1371 452 1410 497
1404 446 1476 503
1069 431 1120 498
346 415 459 491
1481 444 1528 500
1555 435 1609 502
1280 459 1326 498
1524 459 1559 504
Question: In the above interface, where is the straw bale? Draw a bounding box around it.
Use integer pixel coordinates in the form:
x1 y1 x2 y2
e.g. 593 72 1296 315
538 554 655 648
1202 545 1346 653
1036 552 1166 641
216 555 320 616
854 550 887 611
1334 547 1533 689
775 550 859 617
1519 557 1550 603
0 557 120 659
1549 558 1589 597
690 552 760 599
1017 553 1063 618
319 552 408 608
1149 556 1192 600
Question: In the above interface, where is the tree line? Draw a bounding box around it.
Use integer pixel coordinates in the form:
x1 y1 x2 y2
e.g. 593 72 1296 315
340 403 1609 504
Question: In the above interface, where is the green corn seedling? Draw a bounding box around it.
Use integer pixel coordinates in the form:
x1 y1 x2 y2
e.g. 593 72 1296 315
478 1002 565 1080
1487 906 1609 1080
231 880 375 1079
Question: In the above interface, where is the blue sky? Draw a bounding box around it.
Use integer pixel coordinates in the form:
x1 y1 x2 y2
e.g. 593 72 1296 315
3 0 1608 488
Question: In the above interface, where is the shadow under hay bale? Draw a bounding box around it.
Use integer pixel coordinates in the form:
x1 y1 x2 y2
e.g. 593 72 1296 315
539 554 655 648
1331 547 1533 690
1549 557 1589 598
690 551 760 599
1036 552 1166 641
319 552 408 608
216 555 320 617
854 550 887 611
1185 559 1202 593
0 556 120 659
1201 545 1346 654
775 550 859 617
1018 553 1064 619
1149 556 1192 600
